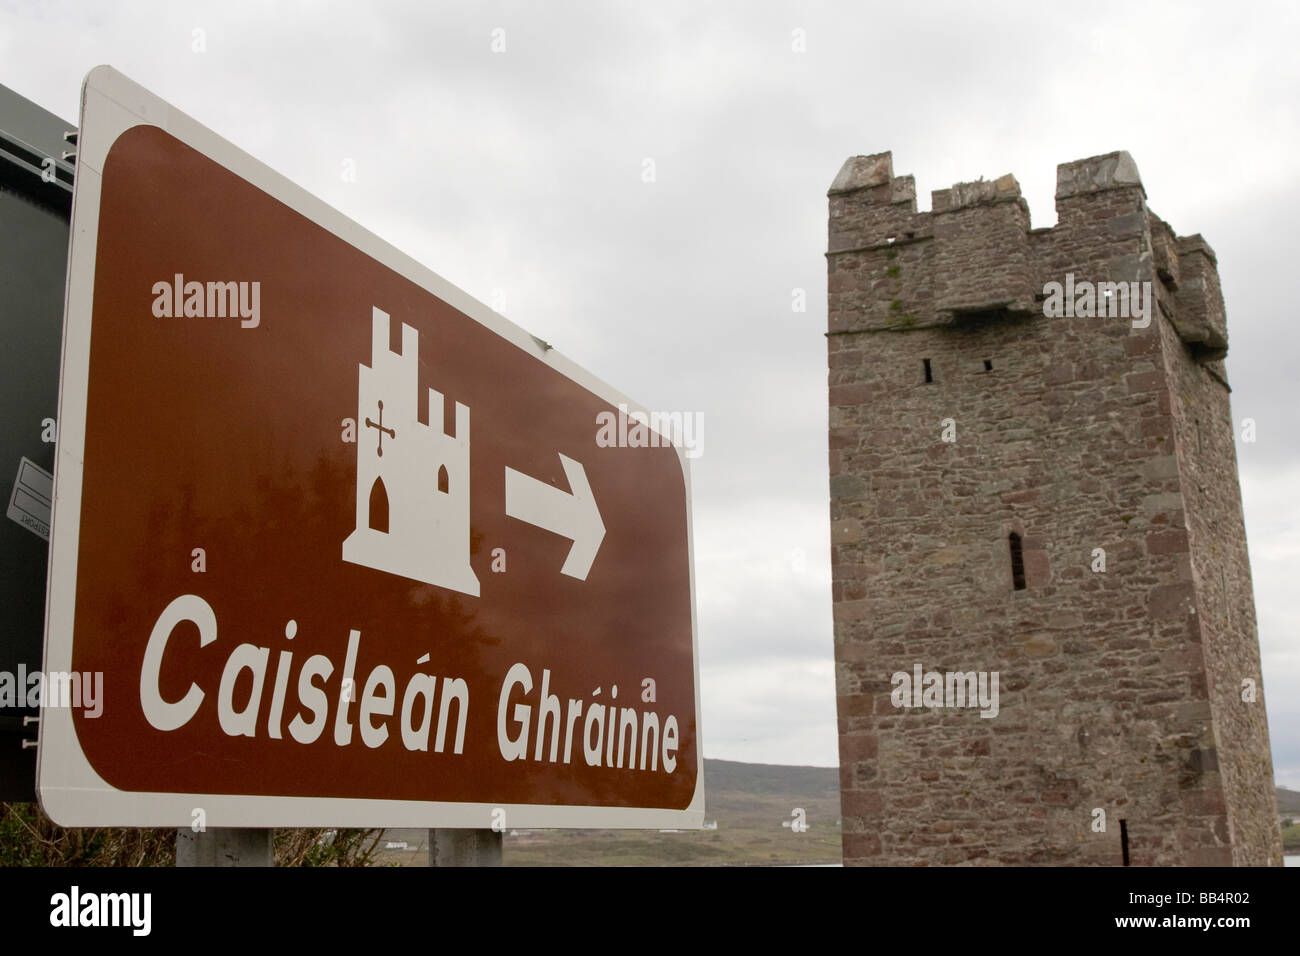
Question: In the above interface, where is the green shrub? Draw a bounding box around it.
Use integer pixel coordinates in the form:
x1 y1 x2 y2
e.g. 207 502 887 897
1282 822 1300 851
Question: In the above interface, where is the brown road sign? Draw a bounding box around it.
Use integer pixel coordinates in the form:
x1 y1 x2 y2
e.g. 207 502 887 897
38 67 702 828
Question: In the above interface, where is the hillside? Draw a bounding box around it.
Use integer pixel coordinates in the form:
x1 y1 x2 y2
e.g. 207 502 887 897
1276 787 1300 815
501 758 842 866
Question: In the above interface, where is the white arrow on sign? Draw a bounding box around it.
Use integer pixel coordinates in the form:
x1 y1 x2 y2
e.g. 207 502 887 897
505 454 605 580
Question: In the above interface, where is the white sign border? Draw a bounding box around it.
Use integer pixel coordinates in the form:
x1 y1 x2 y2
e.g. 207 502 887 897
37 65 704 829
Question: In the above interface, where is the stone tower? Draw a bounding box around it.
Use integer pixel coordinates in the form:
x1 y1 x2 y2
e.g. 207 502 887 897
826 150 1282 865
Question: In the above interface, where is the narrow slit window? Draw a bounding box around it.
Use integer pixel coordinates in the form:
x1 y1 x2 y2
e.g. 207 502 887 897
984 359 993 372
1009 532 1026 590
923 358 933 383
1119 819 1130 866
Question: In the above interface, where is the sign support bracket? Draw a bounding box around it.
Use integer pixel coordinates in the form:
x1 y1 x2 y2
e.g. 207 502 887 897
428 828 501 867
175 828 273 867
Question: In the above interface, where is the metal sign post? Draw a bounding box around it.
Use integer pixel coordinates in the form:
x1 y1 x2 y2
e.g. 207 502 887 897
428 828 502 867
176 828 273 867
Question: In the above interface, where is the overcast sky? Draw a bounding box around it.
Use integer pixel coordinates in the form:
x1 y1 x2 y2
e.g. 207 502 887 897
2 0 1297 787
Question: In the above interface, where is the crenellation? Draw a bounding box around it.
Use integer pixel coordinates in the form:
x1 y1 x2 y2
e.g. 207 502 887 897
931 172 1022 212
829 152 896 195
1054 151 1145 202
1171 234 1228 359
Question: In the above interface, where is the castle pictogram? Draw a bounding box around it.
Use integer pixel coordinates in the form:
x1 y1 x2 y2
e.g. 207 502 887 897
342 306 480 596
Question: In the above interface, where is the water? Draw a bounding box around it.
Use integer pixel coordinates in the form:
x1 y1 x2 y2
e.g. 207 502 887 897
1286 855 1299 867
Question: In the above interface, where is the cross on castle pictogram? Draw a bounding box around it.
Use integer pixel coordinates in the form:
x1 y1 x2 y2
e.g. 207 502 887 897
365 400 395 456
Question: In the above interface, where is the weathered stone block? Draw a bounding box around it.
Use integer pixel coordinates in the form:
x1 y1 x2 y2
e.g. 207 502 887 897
1148 582 1195 619
1055 151 1144 200
829 153 894 195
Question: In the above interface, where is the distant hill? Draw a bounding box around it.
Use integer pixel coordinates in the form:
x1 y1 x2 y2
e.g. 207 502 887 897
1278 787 1300 815
500 758 842 867
703 758 839 799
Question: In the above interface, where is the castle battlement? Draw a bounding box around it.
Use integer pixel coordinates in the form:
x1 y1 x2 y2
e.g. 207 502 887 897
827 150 1227 362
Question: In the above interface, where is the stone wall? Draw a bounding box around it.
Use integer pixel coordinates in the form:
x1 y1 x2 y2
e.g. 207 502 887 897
827 150 1282 865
